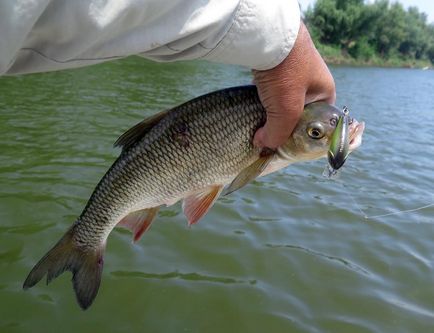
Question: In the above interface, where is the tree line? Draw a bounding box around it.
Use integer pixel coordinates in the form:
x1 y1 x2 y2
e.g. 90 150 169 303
304 0 434 65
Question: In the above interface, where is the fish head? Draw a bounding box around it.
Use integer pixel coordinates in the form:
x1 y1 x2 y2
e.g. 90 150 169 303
277 102 365 162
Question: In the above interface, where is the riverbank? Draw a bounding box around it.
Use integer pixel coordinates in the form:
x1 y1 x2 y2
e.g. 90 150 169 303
318 43 433 69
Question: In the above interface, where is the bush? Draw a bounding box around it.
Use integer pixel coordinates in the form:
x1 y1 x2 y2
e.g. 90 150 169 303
349 37 376 60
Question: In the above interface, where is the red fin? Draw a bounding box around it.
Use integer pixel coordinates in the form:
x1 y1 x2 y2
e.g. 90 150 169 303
117 207 160 242
182 186 223 226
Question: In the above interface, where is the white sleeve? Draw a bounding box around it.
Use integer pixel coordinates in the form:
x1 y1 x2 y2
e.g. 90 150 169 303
1 0 300 75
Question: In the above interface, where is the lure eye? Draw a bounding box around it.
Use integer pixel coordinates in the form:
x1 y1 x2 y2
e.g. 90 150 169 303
330 117 338 127
307 123 325 139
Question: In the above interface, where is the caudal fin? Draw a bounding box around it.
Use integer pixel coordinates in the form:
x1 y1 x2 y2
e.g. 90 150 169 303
23 229 105 310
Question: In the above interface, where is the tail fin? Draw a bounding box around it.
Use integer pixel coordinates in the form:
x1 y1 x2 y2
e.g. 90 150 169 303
23 229 105 310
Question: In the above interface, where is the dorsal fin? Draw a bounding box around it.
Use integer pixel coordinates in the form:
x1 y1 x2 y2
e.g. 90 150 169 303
114 109 169 151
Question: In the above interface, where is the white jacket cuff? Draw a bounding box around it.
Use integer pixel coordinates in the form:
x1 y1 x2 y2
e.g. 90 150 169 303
203 0 301 70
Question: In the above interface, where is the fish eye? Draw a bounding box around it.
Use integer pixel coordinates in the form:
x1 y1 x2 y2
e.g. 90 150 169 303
307 122 325 139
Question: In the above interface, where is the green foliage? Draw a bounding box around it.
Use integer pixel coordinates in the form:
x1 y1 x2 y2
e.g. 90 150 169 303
349 37 375 60
304 0 434 66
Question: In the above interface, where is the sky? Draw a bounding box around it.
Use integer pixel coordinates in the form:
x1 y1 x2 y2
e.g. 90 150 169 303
298 0 434 23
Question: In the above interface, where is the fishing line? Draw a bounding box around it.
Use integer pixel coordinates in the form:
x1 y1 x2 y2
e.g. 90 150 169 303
332 176 434 220
323 104 434 220
363 202 434 219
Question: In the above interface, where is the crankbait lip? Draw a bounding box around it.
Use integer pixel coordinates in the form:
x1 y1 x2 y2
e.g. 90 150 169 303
348 121 365 150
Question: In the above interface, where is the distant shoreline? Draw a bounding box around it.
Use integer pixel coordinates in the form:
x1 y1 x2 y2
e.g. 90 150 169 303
324 56 432 69
317 44 433 69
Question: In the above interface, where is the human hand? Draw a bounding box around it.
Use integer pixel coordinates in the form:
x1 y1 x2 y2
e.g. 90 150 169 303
253 22 336 149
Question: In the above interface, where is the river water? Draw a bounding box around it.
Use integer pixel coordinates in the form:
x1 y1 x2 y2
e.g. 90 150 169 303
1 58 434 333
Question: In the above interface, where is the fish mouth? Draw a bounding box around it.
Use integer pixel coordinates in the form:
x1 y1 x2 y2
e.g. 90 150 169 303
349 120 365 151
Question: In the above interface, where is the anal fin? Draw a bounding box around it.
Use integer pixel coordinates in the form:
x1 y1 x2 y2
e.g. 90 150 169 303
183 185 223 226
117 207 160 242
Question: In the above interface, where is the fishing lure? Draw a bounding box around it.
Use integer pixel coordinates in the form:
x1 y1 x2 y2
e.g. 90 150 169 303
323 106 350 178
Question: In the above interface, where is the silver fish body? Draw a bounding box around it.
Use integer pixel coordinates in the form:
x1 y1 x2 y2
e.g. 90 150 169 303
75 85 265 247
23 85 365 309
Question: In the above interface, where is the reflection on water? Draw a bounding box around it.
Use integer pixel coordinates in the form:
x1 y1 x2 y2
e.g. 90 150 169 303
1 58 434 332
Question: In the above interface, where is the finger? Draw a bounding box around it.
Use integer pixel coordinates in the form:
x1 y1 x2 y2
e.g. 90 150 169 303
305 50 336 105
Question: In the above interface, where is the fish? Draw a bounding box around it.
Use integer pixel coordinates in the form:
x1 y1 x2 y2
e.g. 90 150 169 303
23 85 365 309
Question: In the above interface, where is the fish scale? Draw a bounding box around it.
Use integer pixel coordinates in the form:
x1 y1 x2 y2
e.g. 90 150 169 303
23 84 364 310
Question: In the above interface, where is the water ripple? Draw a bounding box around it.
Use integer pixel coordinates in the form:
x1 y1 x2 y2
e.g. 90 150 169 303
0 223 55 235
265 243 370 276
0 247 23 264
111 270 257 285
378 291 434 319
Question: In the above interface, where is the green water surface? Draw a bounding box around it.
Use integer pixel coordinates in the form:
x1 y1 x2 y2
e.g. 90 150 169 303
1 58 434 333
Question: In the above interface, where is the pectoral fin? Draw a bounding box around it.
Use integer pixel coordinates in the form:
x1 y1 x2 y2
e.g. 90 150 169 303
225 149 275 196
117 207 160 242
183 185 223 226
